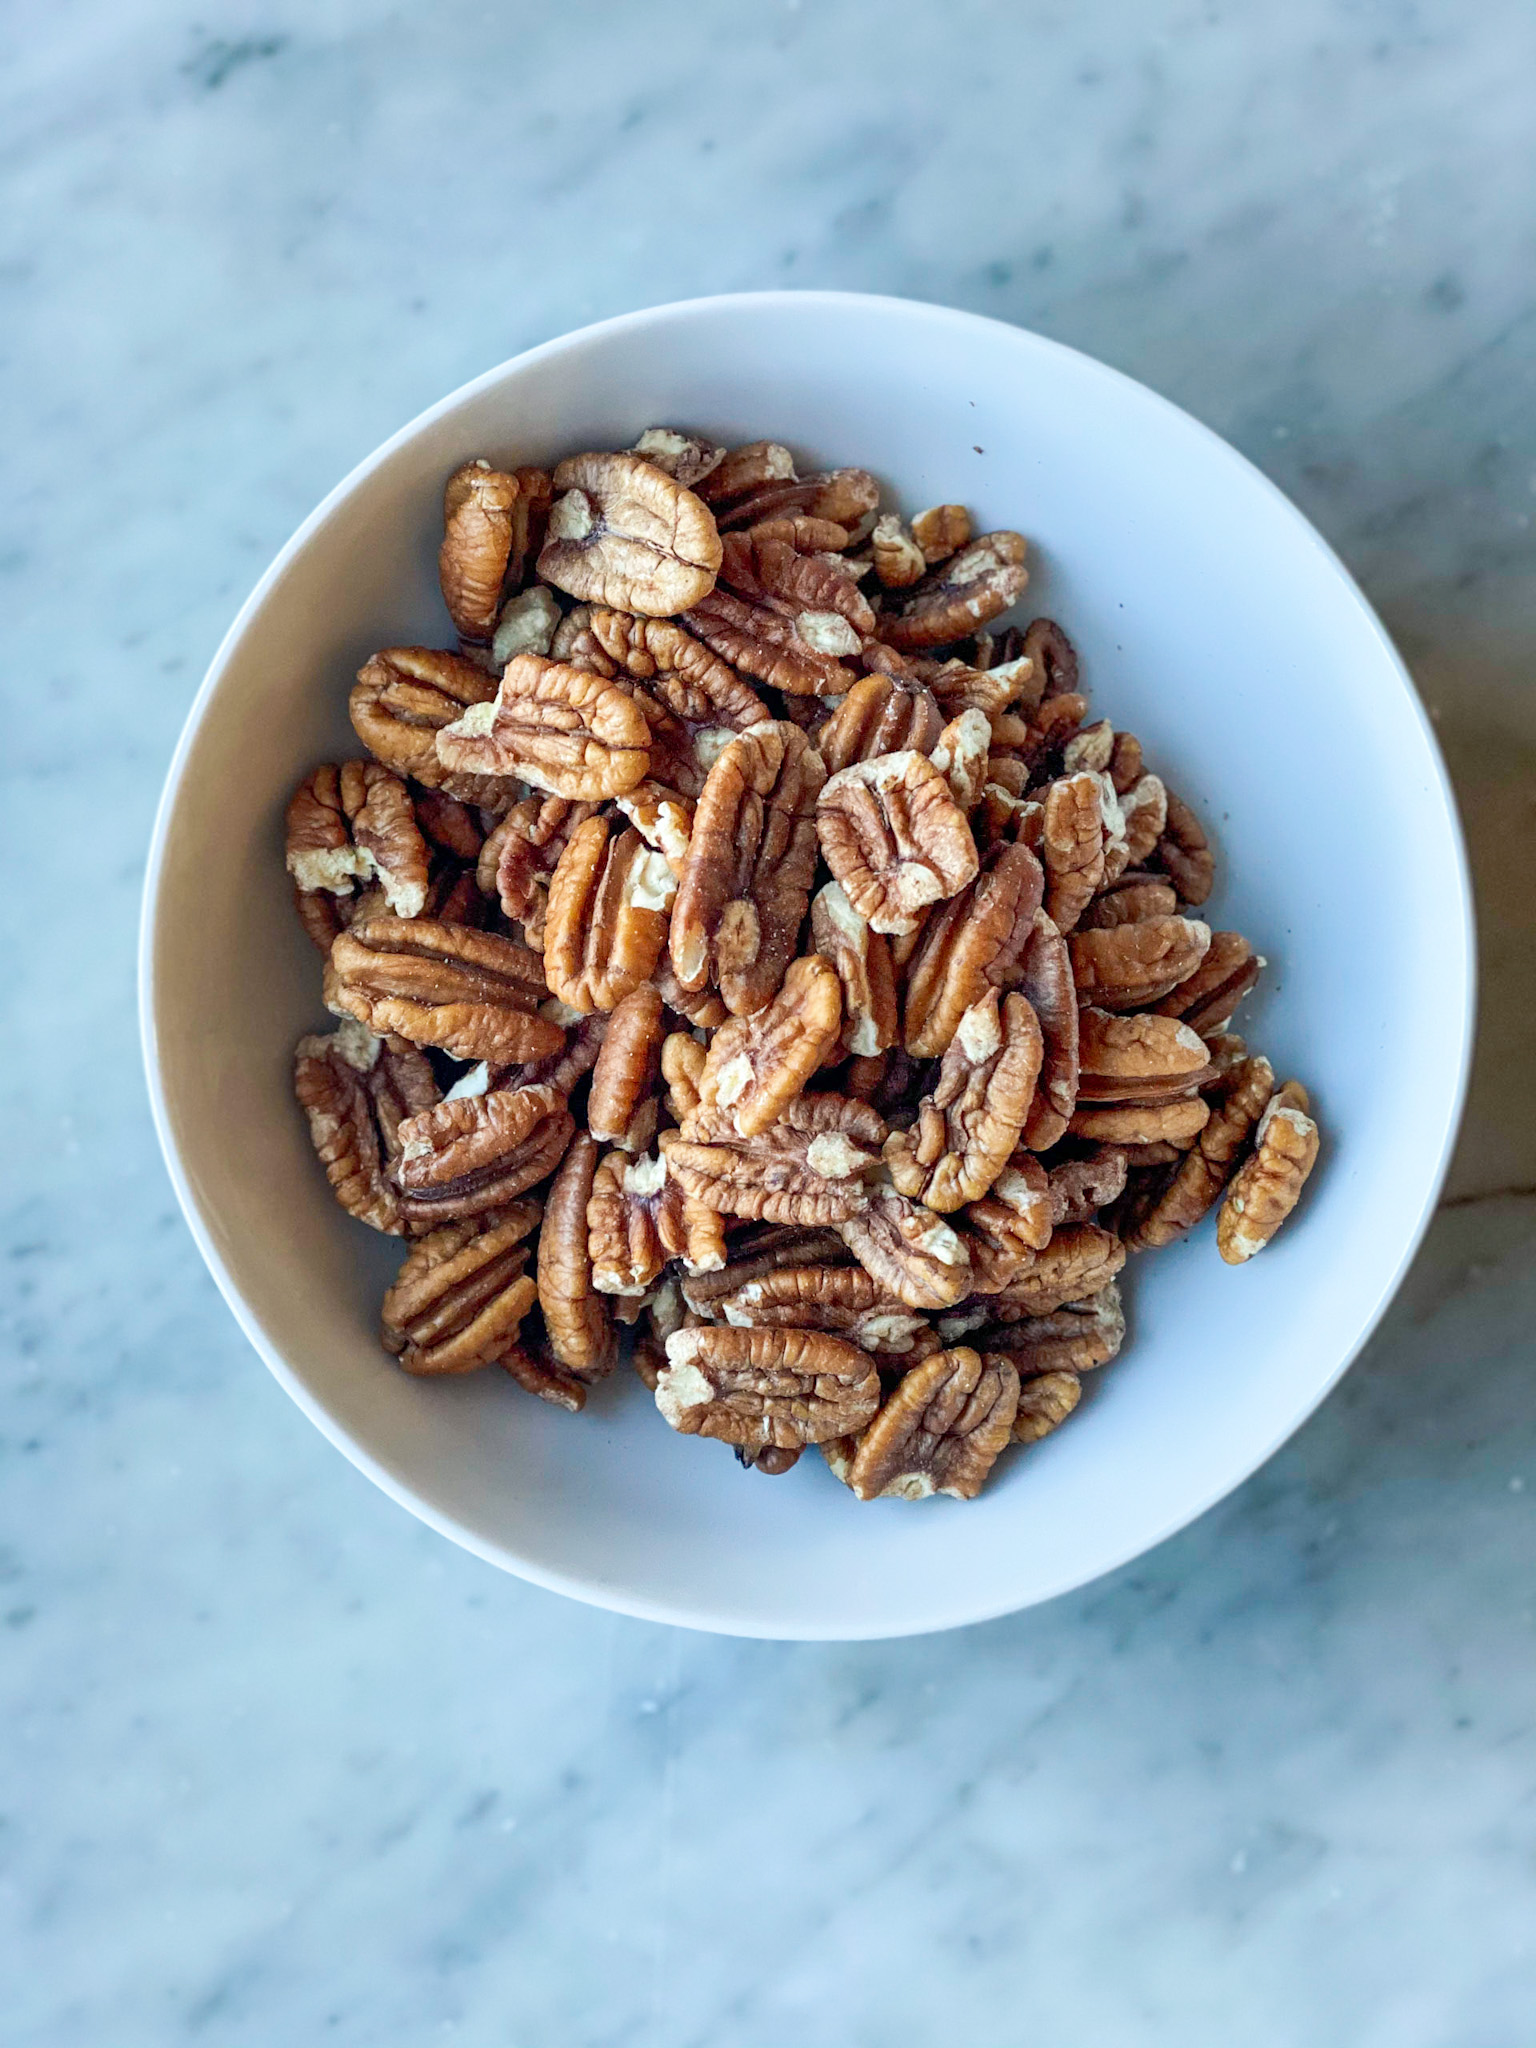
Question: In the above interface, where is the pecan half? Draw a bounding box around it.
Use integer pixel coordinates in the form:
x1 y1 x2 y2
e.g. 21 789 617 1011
976 1223 1125 1316
879 532 1029 652
1217 1081 1319 1263
435 654 651 802
695 440 798 506
350 648 503 805
901 842 1045 1058
662 1093 884 1225
1153 931 1263 1035
837 1189 973 1310
586 1149 719 1295
1126 1054 1275 1251
491 584 563 668
683 586 860 697
1079 875 1179 929
1076 1007 1214 1103
438 461 521 641
479 794 603 943
929 708 992 813
1068 1097 1212 1146
817 751 979 936
817 676 945 771
708 1264 929 1355
293 1021 440 1234
978 1282 1126 1382
543 814 677 1013
380 1204 541 1375
810 882 899 1059
660 1029 707 1124
587 983 665 1151
1018 911 1081 1150
655 1325 881 1452
327 918 560 1064
1021 618 1078 705
667 723 825 1016
960 1159 1055 1292
286 762 430 920
537 451 722 615
680 1227 854 1316
911 504 971 564
1118 773 1168 871
694 954 843 1136
1156 791 1215 904
708 467 880 533
1068 916 1212 1010
537 1132 617 1380
884 992 1043 1212
1007 1369 1083 1445
394 1084 572 1222
718 528 875 633
1039 771 1108 935
842 1347 1018 1500
870 513 926 589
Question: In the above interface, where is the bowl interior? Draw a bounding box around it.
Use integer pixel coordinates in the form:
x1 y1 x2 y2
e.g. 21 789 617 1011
143 294 1470 1638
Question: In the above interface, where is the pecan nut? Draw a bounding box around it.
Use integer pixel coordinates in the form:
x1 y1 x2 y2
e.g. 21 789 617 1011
911 504 971 563
817 752 979 936
543 814 677 1013
1046 1145 1130 1226
380 1204 541 1374
879 532 1029 652
327 917 561 1064
1156 791 1215 904
586 983 665 1151
901 842 1045 1057
817 675 945 771
1068 916 1213 1010
286 761 430 920
665 1092 884 1225
1079 875 1179 929
679 1227 854 1316
394 1084 573 1222
976 1223 1126 1317
870 513 927 588
1217 1081 1319 1263
929 708 992 813
629 427 726 489
349 647 504 805
537 1132 618 1380
708 466 880 533
958 1158 1055 1293
706 1264 929 1354
435 653 651 801
537 450 722 615
810 882 899 1059
695 440 798 506
842 1346 1018 1500
655 1325 881 1452
586 1150 719 1295
478 794 603 944
683 585 861 697
1039 771 1108 935
1126 1054 1275 1251
1017 911 1081 1150
438 460 521 641
1007 1368 1083 1445
837 1189 973 1310
694 954 843 1136
1076 1007 1214 1103
293 1021 440 1235
1153 931 1263 1035
884 992 1043 1211
978 1282 1126 1382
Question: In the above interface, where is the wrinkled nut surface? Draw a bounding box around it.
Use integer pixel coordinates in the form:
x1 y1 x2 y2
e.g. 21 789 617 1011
843 1347 1019 1500
656 1325 881 1452
977 1283 1126 1382
1127 1054 1275 1251
1047 1146 1130 1226
538 450 722 615
1006 1368 1083 1445
695 954 842 1136
286 761 430 919
436 654 651 801
562 608 767 796
480 794 602 940
381 1205 541 1375
817 751 979 935
930 708 992 814
1017 911 1081 1151
838 1190 973 1310
663 1093 884 1225
961 1159 1055 1292
979 1223 1126 1318
587 983 665 1150
911 504 971 564
818 676 945 771
543 814 677 1013
871 513 927 589
293 1021 439 1234
1154 930 1262 1035
586 1149 717 1296
1040 772 1108 935
1157 791 1215 904
394 1085 573 1222
537 1132 618 1380
1068 916 1213 1010
328 918 562 1064
630 427 726 489
902 841 1045 1057
1217 1082 1319 1263
439 460 520 640
1076 1007 1214 1102
709 1264 929 1354
884 992 1043 1212
880 532 1029 652
682 585 861 698
811 881 899 1058
350 647 502 802
1080 875 1179 929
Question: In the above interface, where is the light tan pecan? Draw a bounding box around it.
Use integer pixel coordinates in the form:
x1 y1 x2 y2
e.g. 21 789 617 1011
478 794 603 944
1068 916 1213 1010
707 466 881 533
394 1084 573 1222
435 654 651 802
438 461 524 642
816 675 945 771
586 1149 720 1296
977 1223 1126 1316
1046 1146 1129 1226
667 722 825 1016
1061 718 1113 774
293 1021 440 1234
928 708 992 813
1007 1369 1083 1444
1156 791 1215 904
810 882 899 1059
613 780 694 878
707 1264 929 1355
817 751 979 935
380 1204 541 1375
286 762 430 919
543 814 676 1013
587 983 665 1151
910 504 971 564
959 1158 1055 1292
694 954 843 1136
1076 1007 1215 1103
1117 773 1168 870
682 586 861 698
837 1189 973 1310
537 1132 617 1380
349 647 505 805
1126 1054 1275 1251
926 654 1037 719
1154 931 1263 1035
490 583 562 668
840 1347 1018 1500
662 1093 885 1225
1079 875 1179 929
655 1325 881 1452
1068 1097 1212 1146
884 992 1043 1212
870 513 927 588
879 532 1029 652
901 841 1045 1057
1039 771 1112 935
327 918 561 1063
1217 1081 1319 1263
536 450 721 615
629 427 726 489
977 1282 1126 1383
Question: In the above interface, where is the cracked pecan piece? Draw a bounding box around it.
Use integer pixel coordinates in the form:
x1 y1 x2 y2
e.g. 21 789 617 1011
660 1029 707 1124
586 983 665 1152
537 450 722 615
901 841 1044 1057
837 1190 973 1310
587 1150 722 1296
614 781 694 877
1018 910 1081 1150
286 761 430 920
1076 1007 1215 1103
629 427 726 489
976 1223 1126 1317
1021 618 1078 705
380 1204 541 1375
543 814 677 1013
695 954 842 1136
478 794 603 945
817 751 979 935
1154 931 1263 1035
1156 791 1215 904
842 1347 1019 1500
960 1159 1055 1292
662 1093 884 1225
394 1084 573 1223
816 675 945 771
978 1282 1126 1382
879 532 1029 652
327 918 560 1064
1068 916 1212 1010
929 708 992 813
1217 1081 1319 1263
668 722 825 1016
293 1021 440 1235
1045 1145 1130 1226
1126 1053 1276 1251
435 653 651 802
1117 773 1168 871
537 1132 618 1380
655 1325 881 1452
490 583 562 668
1040 771 1110 935
349 647 505 806
695 440 797 506
1007 1368 1083 1445
884 992 1043 1212
810 882 899 1059
870 513 926 588
708 466 881 534
911 504 971 564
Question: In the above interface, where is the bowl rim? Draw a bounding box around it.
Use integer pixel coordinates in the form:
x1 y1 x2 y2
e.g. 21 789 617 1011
138 288 1477 1638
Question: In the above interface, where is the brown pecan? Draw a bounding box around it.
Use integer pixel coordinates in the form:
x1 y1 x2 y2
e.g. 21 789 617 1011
435 654 651 802
438 461 522 642
293 1021 440 1234
841 1346 1018 1500
1154 931 1263 1035
1046 1145 1129 1226
1017 911 1081 1150
349 648 504 805
695 440 797 505
1061 718 1113 774
478 794 603 943
879 533 1029 652
1007 1369 1083 1445
817 676 944 771
586 1149 716 1296
910 504 971 564
1118 773 1168 871
1021 618 1078 706
394 1084 572 1222
537 1132 617 1380
652 958 728 1029
927 655 1036 719
1217 1081 1319 1263
902 841 1044 1056
708 467 880 533
884 992 1043 1212
1068 916 1212 1010
1126 1054 1275 1251
978 1282 1126 1383
1156 791 1215 904
327 917 560 1064
294 884 349 954
512 1010 608 1095
870 513 927 588
1079 875 1179 929
655 1325 881 1452
977 1223 1126 1316
587 983 665 1151
810 882 899 1059
837 1190 972 1310
413 790 484 863
817 751 978 936
928 708 992 814
1039 771 1114 935
660 1029 707 1124
662 1093 885 1225
667 723 825 1016
286 762 431 920
1068 1097 1212 1145
682 586 860 698
380 1204 541 1375
960 1159 1055 1292
708 1264 929 1355
694 955 843 1136
543 814 676 1013
536 451 722 615
629 427 726 489
499 1344 589 1413
718 528 876 630
680 1227 854 1317
1076 1007 1214 1103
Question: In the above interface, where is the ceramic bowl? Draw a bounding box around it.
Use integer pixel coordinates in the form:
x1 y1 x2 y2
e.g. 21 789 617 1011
140 292 1473 1639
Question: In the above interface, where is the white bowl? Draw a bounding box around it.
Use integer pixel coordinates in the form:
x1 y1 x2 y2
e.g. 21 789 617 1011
139 292 1473 1640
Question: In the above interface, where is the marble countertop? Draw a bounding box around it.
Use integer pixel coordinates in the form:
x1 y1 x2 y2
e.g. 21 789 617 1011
5 3 1535 2041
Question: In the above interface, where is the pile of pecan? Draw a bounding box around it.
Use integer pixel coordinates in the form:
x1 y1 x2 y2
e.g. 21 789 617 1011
286 429 1320 1504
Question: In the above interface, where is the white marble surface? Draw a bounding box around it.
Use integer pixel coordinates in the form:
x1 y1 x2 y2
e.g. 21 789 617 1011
5 2 1536 2040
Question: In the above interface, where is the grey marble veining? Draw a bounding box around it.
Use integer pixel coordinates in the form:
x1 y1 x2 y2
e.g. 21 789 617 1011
3 3 1534 2042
